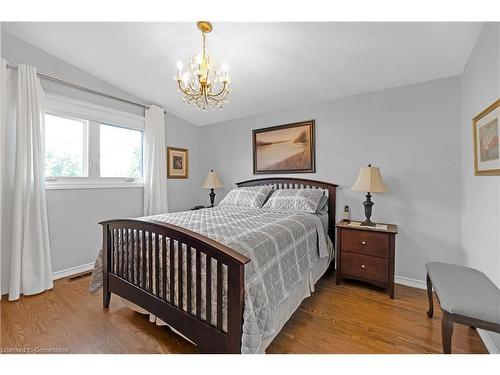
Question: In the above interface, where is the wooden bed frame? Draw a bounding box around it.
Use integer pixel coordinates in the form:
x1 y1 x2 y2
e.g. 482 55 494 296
100 177 337 353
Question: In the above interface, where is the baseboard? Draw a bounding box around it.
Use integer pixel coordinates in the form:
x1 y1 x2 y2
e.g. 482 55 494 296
477 330 500 354
51 263 94 281
0 263 94 297
395 275 426 290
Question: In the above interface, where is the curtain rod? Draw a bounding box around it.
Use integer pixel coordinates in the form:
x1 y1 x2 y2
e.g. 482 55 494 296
6 63 164 113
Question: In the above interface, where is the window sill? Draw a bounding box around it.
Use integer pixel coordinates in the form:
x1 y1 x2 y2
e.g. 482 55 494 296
45 182 144 190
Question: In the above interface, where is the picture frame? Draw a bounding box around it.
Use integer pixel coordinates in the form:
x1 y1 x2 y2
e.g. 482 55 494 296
252 120 315 174
167 146 189 179
473 99 500 176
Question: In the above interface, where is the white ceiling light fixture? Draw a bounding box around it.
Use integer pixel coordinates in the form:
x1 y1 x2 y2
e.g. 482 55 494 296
174 21 231 111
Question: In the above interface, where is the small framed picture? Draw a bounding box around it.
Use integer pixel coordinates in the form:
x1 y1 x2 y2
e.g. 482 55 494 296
167 147 189 179
473 99 500 176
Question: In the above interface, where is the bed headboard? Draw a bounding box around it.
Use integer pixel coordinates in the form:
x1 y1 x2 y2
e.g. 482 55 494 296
236 177 338 243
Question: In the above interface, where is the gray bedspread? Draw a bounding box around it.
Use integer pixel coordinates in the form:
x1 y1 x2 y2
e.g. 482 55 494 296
90 205 330 353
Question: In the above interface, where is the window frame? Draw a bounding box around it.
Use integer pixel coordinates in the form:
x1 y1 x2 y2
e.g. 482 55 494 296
44 94 145 190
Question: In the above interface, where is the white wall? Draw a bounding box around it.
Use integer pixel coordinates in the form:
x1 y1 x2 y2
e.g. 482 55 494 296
460 23 500 352
199 77 462 283
1 31 200 294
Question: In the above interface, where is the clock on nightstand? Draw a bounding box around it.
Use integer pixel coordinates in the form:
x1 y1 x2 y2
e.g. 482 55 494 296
335 220 398 298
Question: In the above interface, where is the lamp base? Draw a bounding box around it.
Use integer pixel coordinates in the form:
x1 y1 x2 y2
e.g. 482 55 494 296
208 188 216 208
360 219 376 227
362 192 376 226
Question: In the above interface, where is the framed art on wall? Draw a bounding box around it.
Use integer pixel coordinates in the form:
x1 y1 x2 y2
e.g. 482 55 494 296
167 147 189 179
473 99 500 176
252 120 315 174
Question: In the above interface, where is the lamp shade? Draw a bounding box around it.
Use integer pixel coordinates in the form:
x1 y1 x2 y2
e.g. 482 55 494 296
351 165 388 193
202 169 223 189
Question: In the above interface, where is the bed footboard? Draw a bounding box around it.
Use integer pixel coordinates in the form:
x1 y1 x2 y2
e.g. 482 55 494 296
100 218 250 353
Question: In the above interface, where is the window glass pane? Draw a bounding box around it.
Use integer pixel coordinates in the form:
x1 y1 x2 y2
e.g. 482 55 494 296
45 114 87 177
100 124 143 178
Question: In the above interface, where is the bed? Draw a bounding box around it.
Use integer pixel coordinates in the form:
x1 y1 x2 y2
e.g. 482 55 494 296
98 177 337 353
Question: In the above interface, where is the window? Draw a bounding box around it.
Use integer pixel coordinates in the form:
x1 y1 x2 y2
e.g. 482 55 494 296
45 114 88 177
100 124 143 178
44 95 145 189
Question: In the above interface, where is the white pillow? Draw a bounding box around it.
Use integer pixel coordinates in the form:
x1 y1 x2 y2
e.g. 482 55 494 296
262 188 325 213
219 186 273 208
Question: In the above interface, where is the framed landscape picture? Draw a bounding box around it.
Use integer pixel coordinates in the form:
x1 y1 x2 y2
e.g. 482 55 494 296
252 120 315 174
473 99 500 176
167 147 189 179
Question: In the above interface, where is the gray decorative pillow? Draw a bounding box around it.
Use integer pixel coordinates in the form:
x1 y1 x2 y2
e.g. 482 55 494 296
262 188 325 213
316 194 329 214
219 186 274 208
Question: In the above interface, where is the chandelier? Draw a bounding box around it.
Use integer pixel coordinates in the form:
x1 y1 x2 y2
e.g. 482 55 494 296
174 21 231 111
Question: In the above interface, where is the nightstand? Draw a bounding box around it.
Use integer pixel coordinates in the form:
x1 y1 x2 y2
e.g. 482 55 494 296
335 220 398 298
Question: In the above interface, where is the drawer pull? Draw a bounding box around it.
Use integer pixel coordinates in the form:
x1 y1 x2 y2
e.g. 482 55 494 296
361 241 367 245
361 264 366 268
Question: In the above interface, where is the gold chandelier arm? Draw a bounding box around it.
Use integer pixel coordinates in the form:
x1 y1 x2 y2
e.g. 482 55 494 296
188 81 199 93
177 80 194 96
209 81 228 97
177 80 203 99
188 93 203 100
205 95 228 103
177 81 204 102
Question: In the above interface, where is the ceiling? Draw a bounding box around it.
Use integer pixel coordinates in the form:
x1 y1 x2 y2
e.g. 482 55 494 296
3 22 483 126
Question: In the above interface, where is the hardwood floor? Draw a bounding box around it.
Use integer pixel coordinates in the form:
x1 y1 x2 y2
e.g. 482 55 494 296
0 270 487 354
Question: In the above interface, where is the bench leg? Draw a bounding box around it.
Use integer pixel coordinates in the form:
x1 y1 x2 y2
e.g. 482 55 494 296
441 312 453 354
426 273 434 318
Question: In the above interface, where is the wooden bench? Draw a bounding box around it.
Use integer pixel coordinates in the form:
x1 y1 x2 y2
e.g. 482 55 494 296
426 262 500 354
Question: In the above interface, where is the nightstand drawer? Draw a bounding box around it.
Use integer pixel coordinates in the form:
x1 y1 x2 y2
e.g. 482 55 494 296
341 252 388 285
341 229 389 258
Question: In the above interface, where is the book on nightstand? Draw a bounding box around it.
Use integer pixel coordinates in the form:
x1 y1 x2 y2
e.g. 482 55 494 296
347 221 388 231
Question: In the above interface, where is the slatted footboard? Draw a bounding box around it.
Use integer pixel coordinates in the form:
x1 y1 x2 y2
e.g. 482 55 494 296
100 218 250 353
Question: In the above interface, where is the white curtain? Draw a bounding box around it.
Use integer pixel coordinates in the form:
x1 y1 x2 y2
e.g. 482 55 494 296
0 60 53 301
0 60 16 297
143 105 168 215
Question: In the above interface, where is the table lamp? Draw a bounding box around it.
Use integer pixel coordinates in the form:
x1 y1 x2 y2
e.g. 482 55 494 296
351 164 388 226
202 169 223 207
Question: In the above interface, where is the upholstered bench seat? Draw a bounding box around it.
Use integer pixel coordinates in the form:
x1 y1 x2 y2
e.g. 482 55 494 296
425 262 500 353
426 262 500 324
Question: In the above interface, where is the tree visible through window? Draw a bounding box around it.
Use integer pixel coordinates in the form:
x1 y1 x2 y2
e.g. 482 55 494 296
45 114 87 177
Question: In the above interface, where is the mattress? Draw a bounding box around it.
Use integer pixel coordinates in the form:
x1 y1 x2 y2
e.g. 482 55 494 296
91 205 332 353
